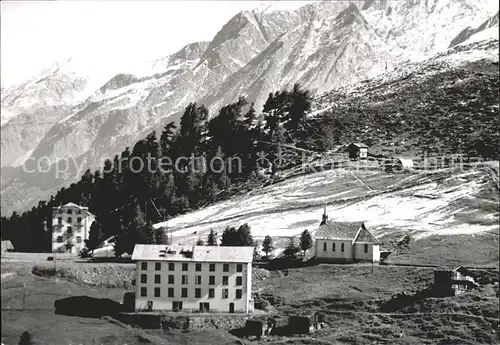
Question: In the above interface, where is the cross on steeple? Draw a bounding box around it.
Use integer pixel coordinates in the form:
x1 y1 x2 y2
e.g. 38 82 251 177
320 204 328 226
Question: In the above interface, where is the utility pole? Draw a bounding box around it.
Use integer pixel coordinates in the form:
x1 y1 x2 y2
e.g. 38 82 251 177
22 283 26 310
54 250 57 283
43 219 48 253
150 199 168 244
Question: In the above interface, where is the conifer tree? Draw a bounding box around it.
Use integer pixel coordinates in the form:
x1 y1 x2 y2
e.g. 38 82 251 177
18 331 33 345
203 175 220 203
221 226 237 246
155 228 169 244
237 223 254 246
221 224 253 246
158 173 175 214
78 169 94 206
118 147 132 202
85 220 102 252
207 229 217 246
160 121 177 156
283 237 300 259
285 83 312 132
262 235 274 260
253 241 261 262
172 195 190 215
212 146 231 190
240 103 260 174
178 102 208 158
299 229 313 257
130 131 161 212
115 205 154 256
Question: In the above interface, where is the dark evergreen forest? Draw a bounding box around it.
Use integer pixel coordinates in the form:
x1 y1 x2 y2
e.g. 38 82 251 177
1 84 315 253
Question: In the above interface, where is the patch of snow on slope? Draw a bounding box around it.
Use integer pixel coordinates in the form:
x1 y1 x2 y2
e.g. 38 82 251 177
440 42 499 66
10 149 35 167
302 20 322 55
104 88 149 112
460 26 499 46
95 78 153 103
0 109 17 127
155 168 498 246
415 224 499 239
57 79 154 124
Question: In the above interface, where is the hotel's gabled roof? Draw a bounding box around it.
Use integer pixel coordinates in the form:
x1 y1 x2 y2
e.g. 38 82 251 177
63 202 82 208
53 202 94 217
132 244 254 263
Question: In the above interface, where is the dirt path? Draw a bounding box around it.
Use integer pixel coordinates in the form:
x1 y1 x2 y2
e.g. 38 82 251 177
1 272 16 280
320 310 499 322
349 170 374 192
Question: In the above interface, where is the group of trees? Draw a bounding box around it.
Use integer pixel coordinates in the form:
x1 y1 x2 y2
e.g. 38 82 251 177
261 229 313 260
1 84 313 254
188 226 314 262
194 224 254 248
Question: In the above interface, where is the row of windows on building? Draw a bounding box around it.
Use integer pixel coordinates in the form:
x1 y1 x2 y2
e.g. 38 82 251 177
57 209 83 214
140 273 243 286
140 286 243 299
322 242 369 253
57 217 83 224
56 236 83 243
141 262 243 273
54 225 83 234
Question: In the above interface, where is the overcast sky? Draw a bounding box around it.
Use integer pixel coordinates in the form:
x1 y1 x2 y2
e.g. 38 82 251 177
1 0 313 87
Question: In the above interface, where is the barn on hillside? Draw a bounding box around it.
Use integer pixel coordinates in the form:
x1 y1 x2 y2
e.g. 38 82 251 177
345 143 369 160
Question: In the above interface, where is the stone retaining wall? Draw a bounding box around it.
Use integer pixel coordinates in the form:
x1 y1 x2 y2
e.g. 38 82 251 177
115 312 248 331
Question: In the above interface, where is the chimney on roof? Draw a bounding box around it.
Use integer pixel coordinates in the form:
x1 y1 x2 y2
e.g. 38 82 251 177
180 247 193 258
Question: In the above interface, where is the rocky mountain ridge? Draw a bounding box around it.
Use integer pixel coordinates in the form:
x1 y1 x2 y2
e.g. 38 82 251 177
449 10 499 47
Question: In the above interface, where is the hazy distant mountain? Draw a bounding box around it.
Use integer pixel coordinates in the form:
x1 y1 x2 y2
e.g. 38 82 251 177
449 11 499 47
1 0 498 215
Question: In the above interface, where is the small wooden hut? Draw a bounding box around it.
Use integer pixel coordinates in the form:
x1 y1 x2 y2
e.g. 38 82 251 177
288 310 321 334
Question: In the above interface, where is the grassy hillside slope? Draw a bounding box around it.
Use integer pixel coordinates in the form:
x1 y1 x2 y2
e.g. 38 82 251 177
155 164 498 265
309 37 499 159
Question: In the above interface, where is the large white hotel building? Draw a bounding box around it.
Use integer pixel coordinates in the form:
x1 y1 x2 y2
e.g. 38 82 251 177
131 244 254 313
52 202 95 253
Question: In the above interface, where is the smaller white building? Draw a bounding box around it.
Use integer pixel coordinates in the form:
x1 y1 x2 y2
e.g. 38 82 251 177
131 244 254 314
1 240 14 253
313 211 380 263
385 157 414 172
91 236 116 258
52 202 95 253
